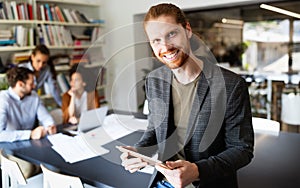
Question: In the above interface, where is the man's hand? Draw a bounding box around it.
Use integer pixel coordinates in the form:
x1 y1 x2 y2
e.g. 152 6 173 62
155 160 199 188
30 126 47 139
47 125 57 135
120 146 148 173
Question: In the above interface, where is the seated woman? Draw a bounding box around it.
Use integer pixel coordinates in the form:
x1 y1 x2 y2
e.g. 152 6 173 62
62 64 100 124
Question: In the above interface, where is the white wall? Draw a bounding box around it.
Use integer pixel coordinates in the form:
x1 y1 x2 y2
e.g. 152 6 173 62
101 0 255 111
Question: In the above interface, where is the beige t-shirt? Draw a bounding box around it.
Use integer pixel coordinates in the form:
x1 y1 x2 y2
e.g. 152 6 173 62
168 74 200 188
172 74 200 159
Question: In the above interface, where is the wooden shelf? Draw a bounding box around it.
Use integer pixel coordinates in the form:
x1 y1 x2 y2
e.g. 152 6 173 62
0 46 35 52
36 0 101 7
37 21 103 27
47 44 102 50
0 20 36 25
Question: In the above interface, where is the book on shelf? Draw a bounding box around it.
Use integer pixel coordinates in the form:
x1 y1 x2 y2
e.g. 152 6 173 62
62 8 74 23
10 1 18 20
51 55 70 72
0 3 7 20
27 3 33 20
70 49 90 65
0 39 16 46
15 2 31 21
1 2 13 20
37 24 73 46
91 27 103 43
39 4 46 21
0 29 13 40
89 19 105 24
11 51 31 64
54 6 65 22
44 4 53 21
12 25 33 47
36 4 90 24
56 73 70 94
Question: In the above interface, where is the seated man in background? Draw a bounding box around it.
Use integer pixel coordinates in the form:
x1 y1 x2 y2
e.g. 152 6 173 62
0 67 57 178
0 67 56 142
61 64 100 125
19 44 62 107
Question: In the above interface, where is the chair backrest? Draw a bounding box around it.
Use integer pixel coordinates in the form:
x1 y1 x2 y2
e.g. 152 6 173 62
252 117 280 136
1 150 27 188
40 164 84 188
281 92 300 125
50 108 63 125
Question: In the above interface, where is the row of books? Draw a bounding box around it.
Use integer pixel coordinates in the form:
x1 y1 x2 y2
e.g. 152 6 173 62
0 26 34 47
11 50 31 64
37 3 90 23
0 25 102 48
37 24 73 46
37 24 102 47
0 1 99 24
0 1 33 20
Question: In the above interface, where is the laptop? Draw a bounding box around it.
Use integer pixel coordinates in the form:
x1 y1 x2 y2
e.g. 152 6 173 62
63 106 108 135
78 106 108 133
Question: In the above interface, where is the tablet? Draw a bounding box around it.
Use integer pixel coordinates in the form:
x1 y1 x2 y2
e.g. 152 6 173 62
116 146 167 167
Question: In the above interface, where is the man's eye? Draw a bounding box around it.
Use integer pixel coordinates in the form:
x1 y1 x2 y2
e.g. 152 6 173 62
168 31 176 38
152 39 161 44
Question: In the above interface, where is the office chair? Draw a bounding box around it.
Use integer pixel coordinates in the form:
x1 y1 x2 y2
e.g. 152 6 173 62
49 108 63 125
252 117 280 136
0 150 43 188
40 164 96 188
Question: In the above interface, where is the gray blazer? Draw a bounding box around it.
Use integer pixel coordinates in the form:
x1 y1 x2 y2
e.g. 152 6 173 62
136 57 254 188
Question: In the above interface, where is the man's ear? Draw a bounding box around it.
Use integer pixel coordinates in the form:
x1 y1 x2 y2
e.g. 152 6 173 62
16 80 25 88
31 54 35 61
185 22 193 39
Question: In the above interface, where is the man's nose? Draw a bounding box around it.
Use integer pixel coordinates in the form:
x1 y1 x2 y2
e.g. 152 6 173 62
160 40 173 52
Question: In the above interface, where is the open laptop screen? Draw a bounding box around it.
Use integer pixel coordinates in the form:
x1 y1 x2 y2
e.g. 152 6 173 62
77 106 108 133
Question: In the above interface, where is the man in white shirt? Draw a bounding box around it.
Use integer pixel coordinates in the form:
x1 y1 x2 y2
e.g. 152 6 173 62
0 67 57 142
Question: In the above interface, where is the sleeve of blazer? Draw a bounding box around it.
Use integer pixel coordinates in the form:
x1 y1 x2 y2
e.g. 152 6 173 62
196 77 254 185
135 77 159 156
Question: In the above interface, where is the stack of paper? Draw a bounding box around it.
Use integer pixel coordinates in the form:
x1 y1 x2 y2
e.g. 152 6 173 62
47 133 109 163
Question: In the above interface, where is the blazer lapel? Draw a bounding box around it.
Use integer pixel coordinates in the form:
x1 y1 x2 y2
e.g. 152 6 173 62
155 67 173 158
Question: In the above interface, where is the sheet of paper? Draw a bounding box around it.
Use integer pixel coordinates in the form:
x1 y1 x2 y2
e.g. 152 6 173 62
80 114 148 156
47 133 109 163
102 114 148 139
82 114 148 148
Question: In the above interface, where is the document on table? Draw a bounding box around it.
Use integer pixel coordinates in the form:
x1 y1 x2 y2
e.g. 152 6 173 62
47 133 109 163
49 114 148 163
82 114 148 148
102 114 148 139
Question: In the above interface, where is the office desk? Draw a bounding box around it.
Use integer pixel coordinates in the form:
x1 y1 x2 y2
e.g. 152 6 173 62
0 131 152 188
238 132 300 188
1 131 300 188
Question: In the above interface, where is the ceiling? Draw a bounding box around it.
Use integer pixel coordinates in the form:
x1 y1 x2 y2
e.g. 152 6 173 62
185 0 300 28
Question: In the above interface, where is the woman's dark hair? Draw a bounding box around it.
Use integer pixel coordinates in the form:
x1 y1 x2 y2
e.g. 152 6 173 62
69 64 84 79
32 44 50 56
69 64 101 92
7 67 34 87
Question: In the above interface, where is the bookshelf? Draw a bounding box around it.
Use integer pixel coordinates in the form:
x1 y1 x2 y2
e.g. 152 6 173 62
0 0 107 107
